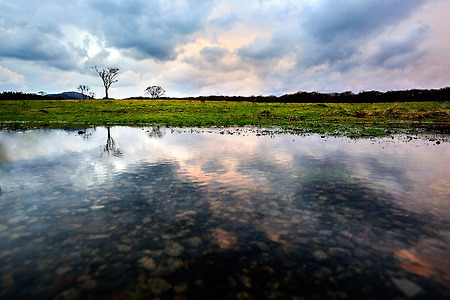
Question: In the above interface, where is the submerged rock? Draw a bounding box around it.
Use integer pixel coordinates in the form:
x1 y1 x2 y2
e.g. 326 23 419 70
138 256 156 270
148 277 172 295
328 247 352 258
117 244 132 253
184 237 203 247
164 242 184 257
56 266 73 275
77 275 97 290
313 250 328 261
54 288 81 300
174 282 189 294
391 277 423 298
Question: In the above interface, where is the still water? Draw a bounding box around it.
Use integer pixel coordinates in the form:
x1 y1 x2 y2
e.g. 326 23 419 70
0 127 449 299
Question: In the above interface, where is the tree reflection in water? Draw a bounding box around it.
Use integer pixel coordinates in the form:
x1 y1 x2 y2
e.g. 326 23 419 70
103 127 122 157
147 126 165 139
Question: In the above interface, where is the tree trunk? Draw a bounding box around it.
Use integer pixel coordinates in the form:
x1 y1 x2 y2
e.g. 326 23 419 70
105 87 109 99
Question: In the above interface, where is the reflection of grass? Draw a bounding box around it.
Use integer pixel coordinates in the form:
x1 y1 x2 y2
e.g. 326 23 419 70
0 99 449 137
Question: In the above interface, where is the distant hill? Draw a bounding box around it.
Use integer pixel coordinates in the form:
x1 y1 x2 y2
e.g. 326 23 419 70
47 91 85 99
0 91 93 100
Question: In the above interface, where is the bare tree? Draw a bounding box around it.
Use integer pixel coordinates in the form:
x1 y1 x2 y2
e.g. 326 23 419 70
77 85 90 99
91 66 119 99
145 86 166 98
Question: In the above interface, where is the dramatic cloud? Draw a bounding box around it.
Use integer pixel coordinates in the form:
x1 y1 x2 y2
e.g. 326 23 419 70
368 24 429 69
0 2 81 70
85 0 214 61
297 0 428 68
303 0 426 42
0 0 449 97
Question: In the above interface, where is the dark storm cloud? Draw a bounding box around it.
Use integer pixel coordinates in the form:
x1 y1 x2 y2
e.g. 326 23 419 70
200 47 228 63
0 2 80 69
298 0 428 68
238 30 298 63
0 4 63 74
183 46 240 76
368 25 429 69
223 0 434 95
238 35 290 61
234 0 428 74
303 0 426 43
0 32 85 71
86 0 214 61
0 0 214 70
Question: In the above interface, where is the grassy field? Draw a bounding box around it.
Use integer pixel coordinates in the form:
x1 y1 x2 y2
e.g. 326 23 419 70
1 99 449 137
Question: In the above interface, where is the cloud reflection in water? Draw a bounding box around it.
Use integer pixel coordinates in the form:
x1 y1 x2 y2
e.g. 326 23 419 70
0 127 449 299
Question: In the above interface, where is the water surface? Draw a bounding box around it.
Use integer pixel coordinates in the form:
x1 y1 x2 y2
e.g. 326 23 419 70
0 127 449 299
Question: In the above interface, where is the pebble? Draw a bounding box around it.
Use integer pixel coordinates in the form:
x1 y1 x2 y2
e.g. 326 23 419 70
319 195 328 201
267 281 280 290
329 247 352 258
0 250 13 258
340 231 353 239
236 291 251 300
313 267 332 279
391 277 424 298
176 210 197 218
164 242 184 257
8 216 25 225
318 230 333 236
335 194 347 201
138 256 156 270
254 241 270 252
88 234 109 240
56 266 73 275
148 278 172 295
238 275 252 288
184 237 203 247
2 273 15 289
54 288 80 300
117 244 132 252
143 249 164 257
313 250 328 261
354 248 369 258
330 213 347 223
90 205 105 210
174 282 189 293
194 279 204 286
77 275 97 290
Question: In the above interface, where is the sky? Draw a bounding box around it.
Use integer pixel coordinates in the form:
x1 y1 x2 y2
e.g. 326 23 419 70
0 0 449 98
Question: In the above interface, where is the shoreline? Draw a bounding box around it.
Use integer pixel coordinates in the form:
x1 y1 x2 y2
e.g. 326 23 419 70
1 99 449 138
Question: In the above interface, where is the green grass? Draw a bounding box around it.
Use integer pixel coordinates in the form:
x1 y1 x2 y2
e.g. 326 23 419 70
1 99 449 137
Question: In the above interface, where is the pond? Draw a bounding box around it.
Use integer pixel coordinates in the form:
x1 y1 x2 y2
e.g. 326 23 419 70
0 127 449 299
